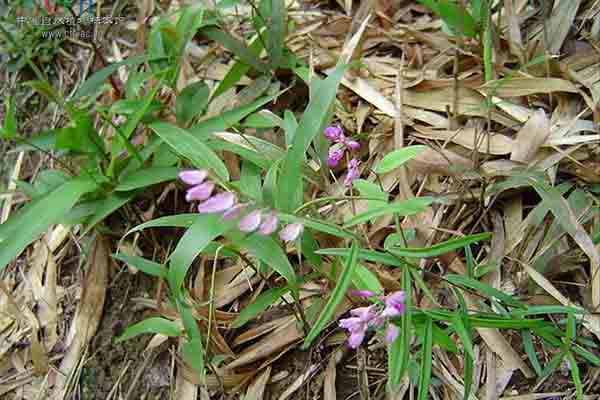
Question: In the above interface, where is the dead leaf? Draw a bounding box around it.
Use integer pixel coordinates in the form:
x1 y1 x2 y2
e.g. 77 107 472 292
511 109 550 164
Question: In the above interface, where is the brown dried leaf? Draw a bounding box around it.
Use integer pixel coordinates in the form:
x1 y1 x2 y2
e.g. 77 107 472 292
510 109 549 164
413 125 514 155
242 366 271 400
52 236 109 397
480 78 578 97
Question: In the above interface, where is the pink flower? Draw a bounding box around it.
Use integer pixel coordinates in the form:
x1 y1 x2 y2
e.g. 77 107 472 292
185 182 215 202
197 192 236 214
179 170 208 185
348 330 366 349
259 211 278 235
381 291 406 318
222 203 247 221
324 125 344 142
279 223 304 242
339 306 376 349
345 139 360 150
239 209 262 232
327 148 345 168
385 324 400 344
343 158 361 186
349 289 375 298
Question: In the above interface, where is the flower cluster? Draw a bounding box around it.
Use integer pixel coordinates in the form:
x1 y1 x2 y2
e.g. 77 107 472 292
324 125 361 186
339 291 406 349
178 170 304 242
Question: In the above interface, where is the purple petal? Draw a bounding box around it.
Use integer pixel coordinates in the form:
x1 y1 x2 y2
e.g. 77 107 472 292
222 203 247 221
349 289 375 298
279 223 304 242
239 209 262 232
347 330 366 349
324 125 343 142
339 317 362 332
185 182 215 202
385 324 400 344
179 170 208 185
385 291 406 309
327 148 345 168
381 305 403 318
259 211 278 235
350 306 376 322
197 192 235 214
345 140 360 150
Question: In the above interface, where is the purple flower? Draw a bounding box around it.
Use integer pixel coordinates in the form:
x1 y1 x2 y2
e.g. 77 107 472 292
348 330 366 349
328 148 345 168
385 324 400 344
222 203 247 221
324 125 344 142
279 223 304 242
179 170 208 186
259 211 278 235
197 192 236 214
381 291 406 318
345 139 360 150
349 289 375 298
185 182 215 202
239 209 262 232
343 158 361 186
339 306 376 349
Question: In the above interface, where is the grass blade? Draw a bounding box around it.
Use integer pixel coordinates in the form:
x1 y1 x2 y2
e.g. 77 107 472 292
343 197 433 228
303 241 358 348
388 233 491 258
417 317 433 400
117 317 181 342
374 145 428 174
150 122 229 182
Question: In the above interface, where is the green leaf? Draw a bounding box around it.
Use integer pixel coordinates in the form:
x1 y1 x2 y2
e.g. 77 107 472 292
352 179 388 211
168 213 228 292
277 63 349 212
0 179 96 273
343 197 433 228
113 253 168 278
445 274 523 307
265 0 286 69
283 110 298 146
1 96 17 138
124 214 199 238
189 95 275 138
374 145 428 174
81 192 138 236
316 247 404 267
178 298 205 380
117 317 182 342
417 318 433 400
540 352 563 378
232 287 290 328
176 81 210 124
278 213 359 240
565 352 583 400
116 167 180 191
352 264 383 294
240 161 263 202
202 27 269 73
417 0 477 37
239 234 296 286
303 241 358 348
522 330 542 376
451 316 475 359
388 267 412 390
150 122 229 182
211 31 264 100
74 54 147 99
388 233 491 258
